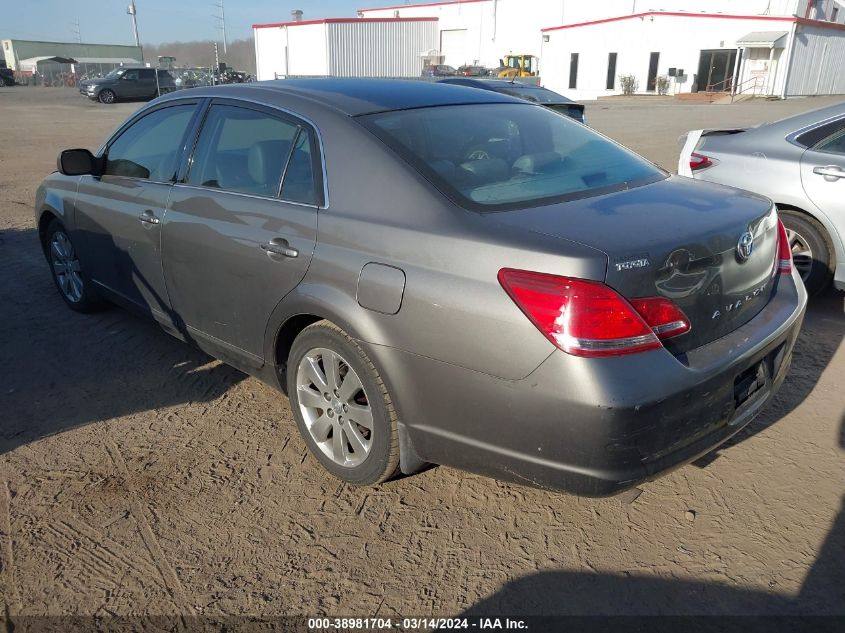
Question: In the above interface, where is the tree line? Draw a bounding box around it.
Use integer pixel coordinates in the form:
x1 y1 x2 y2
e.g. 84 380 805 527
143 38 256 74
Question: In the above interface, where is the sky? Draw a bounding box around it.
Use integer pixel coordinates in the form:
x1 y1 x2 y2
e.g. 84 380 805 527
3 0 404 45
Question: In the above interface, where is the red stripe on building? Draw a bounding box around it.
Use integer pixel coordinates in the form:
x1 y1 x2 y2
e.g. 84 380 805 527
541 12 797 32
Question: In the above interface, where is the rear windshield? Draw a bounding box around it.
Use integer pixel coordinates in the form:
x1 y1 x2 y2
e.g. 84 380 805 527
359 103 663 211
497 85 571 104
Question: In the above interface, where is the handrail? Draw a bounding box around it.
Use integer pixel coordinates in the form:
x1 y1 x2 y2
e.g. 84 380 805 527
730 76 765 102
705 77 733 93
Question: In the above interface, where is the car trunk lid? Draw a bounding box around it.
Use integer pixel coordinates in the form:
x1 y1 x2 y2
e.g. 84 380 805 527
487 176 779 354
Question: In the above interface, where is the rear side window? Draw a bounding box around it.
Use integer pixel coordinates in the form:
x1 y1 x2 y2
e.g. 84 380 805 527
280 129 319 205
816 129 845 155
795 117 845 148
139 69 155 80
187 105 299 197
360 103 662 211
104 104 196 181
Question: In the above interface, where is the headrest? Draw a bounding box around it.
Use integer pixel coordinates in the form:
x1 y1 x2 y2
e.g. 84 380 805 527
458 158 509 185
513 152 563 174
248 140 288 189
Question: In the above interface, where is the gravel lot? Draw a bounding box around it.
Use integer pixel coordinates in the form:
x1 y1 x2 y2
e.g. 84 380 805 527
0 87 843 621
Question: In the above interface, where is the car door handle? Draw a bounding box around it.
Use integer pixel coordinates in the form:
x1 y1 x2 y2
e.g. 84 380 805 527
812 165 845 181
138 210 161 225
260 239 298 259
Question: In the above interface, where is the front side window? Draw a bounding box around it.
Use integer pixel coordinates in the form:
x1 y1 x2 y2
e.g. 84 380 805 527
104 104 196 181
187 105 301 197
122 69 140 81
360 103 663 211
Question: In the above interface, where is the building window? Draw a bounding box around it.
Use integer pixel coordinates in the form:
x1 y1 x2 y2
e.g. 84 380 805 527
569 53 579 89
606 52 617 89
832 6 840 22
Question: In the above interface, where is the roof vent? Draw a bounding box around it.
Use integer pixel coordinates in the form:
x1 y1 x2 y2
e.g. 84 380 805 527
291 9 303 21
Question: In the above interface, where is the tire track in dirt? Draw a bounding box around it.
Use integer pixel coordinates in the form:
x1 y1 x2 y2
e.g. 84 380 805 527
0 480 22 617
104 440 191 618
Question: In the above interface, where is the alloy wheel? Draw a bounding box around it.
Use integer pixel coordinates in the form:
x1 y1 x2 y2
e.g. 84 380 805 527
99 90 115 104
50 231 84 303
295 347 374 468
785 227 813 283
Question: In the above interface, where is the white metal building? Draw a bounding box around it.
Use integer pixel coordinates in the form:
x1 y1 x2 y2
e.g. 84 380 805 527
358 0 845 99
540 8 845 99
253 17 438 80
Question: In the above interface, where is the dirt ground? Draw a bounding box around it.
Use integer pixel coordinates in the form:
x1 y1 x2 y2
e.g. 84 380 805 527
0 87 843 622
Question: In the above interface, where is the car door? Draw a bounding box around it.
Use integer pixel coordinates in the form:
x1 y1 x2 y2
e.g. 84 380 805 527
73 101 201 322
800 121 845 233
116 68 141 98
161 100 321 364
137 68 158 98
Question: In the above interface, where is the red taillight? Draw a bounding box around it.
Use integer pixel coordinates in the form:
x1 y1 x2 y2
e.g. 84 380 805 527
499 269 671 357
689 152 713 171
776 219 793 274
628 297 691 339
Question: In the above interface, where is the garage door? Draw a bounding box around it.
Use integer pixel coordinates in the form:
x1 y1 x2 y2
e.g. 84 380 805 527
440 29 468 67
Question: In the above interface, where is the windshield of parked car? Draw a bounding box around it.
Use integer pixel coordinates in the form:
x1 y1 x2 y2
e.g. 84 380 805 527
360 103 664 211
105 68 126 79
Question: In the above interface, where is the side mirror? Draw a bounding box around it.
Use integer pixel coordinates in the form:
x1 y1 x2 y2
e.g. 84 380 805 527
58 149 98 176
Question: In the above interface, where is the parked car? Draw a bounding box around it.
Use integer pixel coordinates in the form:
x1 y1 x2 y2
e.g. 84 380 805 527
421 64 457 77
78 67 176 104
0 68 15 86
679 102 845 295
457 65 489 77
439 78 586 124
37 79 806 495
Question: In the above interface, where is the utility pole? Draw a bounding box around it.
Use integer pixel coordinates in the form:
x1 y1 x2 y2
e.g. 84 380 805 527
214 0 228 56
127 1 141 47
72 17 82 44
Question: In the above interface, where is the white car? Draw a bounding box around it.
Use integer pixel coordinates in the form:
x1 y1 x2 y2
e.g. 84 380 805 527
679 102 845 295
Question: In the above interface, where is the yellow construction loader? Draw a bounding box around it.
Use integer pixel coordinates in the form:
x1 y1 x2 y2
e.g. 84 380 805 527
497 54 538 78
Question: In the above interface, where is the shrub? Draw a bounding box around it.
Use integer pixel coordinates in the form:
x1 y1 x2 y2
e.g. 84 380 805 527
656 75 671 95
619 74 638 95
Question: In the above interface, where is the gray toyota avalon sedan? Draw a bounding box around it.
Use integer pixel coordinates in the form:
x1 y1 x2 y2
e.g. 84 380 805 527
36 79 806 495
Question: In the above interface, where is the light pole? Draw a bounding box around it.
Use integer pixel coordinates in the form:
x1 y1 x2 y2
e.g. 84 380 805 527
127 1 141 47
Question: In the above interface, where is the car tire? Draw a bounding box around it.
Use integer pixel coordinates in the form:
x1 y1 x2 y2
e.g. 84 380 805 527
44 219 105 313
287 320 400 486
778 208 834 295
98 89 116 104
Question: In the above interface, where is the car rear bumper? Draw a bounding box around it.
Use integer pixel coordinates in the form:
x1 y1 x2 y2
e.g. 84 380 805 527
373 271 807 496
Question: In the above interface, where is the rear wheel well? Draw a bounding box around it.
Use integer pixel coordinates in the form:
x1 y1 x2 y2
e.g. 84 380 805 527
774 203 835 264
274 314 323 392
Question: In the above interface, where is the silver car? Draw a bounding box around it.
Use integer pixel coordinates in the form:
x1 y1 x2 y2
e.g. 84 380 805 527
679 102 845 295
36 79 806 495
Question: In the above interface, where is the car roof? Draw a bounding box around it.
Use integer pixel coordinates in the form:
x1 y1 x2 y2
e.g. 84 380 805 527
170 78 523 116
762 100 845 134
